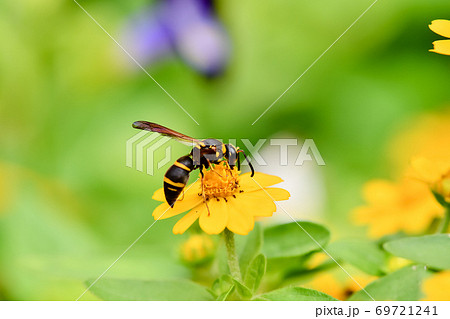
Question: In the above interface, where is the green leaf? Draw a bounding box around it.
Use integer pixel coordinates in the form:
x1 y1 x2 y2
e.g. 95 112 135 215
266 255 310 275
383 234 450 270
211 275 231 292
244 254 267 293
216 285 235 301
239 223 263 276
232 278 253 299
263 222 330 259
87 278 214 301
432 191 450 208
211 275 234 299
327 239 387 276
348 265 430 301
217 274 252 299
254 287 338 301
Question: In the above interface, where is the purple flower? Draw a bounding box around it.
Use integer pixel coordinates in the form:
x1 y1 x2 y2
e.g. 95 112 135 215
123 0 231 77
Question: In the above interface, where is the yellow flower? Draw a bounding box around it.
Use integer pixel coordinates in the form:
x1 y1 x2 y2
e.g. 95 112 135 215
304 271 376 301
429 20 450 56
307 252 329 269
389 112 450 173
152 163 290 235
180 234 215 265
422 271 450 301
387 256 412 272
410 156 450 204
353 179 444 237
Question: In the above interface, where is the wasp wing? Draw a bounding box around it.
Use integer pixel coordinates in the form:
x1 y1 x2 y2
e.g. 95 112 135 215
132 121 200 146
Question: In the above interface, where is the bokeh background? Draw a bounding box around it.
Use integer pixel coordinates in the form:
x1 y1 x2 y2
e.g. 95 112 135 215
0 0 449 300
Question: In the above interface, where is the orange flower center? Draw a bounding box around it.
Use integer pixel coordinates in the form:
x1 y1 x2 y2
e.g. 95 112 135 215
201 163 240 200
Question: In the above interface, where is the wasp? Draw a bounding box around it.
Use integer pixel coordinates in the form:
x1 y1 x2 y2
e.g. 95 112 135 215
132 121 254 207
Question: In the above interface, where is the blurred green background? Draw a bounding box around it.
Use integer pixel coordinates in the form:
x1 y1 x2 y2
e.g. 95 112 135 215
0 0 449 300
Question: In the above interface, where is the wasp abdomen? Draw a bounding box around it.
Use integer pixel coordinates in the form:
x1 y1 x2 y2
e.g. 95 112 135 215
164 155 194 207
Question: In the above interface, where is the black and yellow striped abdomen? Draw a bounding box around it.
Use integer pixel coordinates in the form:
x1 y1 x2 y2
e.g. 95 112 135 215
164 155 194 207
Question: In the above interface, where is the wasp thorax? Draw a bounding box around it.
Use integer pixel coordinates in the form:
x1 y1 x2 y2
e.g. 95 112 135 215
201 163 240 199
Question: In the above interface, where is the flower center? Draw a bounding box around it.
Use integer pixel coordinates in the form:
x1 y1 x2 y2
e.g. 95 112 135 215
201 163 240 200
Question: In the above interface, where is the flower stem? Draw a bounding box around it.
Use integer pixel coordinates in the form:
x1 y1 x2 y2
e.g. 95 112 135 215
438 207 450 233
223 229 242 281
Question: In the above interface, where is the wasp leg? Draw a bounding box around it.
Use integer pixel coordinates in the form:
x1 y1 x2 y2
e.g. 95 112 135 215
221 160 233 179
223 159 231 169
207 159 226 179
236 151 241 171
238 150 254 177
211 170 224 178
199 165 212 216
203 194 212 217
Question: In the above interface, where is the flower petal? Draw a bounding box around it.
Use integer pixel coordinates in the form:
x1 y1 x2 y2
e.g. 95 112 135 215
423 271 450 301
410 157 449 184
430 39 450 56
152 180 202 202
152 187 165 201
199 199 228 234
239 172 284 192
264 187 290 201
231 187 289 217
173 209 202 234
233 190 277 217
152 180 204 220
153 197 203 220
429 19 450 38
362 180 398 205
352 206 374 225
226 197 255 235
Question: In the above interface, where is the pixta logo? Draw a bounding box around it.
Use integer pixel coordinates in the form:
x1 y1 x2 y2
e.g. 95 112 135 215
126 130 174 175
126 132 325 175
